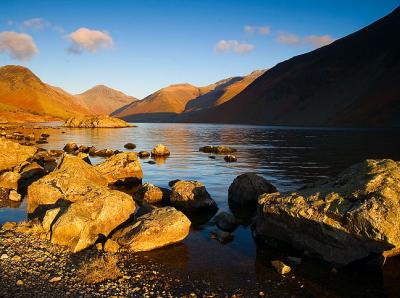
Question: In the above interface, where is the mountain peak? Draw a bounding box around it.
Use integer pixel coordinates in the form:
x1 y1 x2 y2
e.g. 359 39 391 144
0 65 42 84
75 84 137 115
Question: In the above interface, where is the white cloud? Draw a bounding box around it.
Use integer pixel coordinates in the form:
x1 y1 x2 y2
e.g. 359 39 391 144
303 34 334 47
215 40 255 54
22 18 49 30
21 18 64 34
277 33 301 45
244 25 270 35
66 27 113 54
0 31 38 61
277 32 334 48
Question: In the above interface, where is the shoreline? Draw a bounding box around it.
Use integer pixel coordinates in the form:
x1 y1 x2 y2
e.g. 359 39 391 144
0 225 308 297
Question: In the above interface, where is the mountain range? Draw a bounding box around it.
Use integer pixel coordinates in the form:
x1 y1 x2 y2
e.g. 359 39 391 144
111 70 265 122
0 7 398 127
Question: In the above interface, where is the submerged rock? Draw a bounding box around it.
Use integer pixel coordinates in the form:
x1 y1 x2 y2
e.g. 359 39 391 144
63 115 132 128
138 151 150 159
112 207 190 252
255 159 400 266
95 152 143 186
229 173 277 207
170 180 218 213
124 143 136 150
224 155 237 162
151 144 170 157
63 142 79 153
213 212 237 232
199 145 236 154
95 149 114 158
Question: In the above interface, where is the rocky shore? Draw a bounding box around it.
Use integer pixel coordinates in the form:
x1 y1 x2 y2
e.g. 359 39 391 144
0 224 314 297
0 125 399 297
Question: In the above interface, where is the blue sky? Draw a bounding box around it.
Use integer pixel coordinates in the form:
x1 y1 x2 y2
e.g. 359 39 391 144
0 0 398 98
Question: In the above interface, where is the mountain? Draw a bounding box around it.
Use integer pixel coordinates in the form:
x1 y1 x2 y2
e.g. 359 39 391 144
190 7 400 127
75 85 137 115
112 83 208 122
0 65 89 120
182 70 265 113
112 70 265 122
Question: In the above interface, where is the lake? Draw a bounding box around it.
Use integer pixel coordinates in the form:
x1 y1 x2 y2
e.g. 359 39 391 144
1 123 400 297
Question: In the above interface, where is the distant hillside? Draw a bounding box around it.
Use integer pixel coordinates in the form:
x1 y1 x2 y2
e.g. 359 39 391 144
75 85 137 115
190 7 400 127
112 83 206 122
0 65 89 120
112 70 265 122
184 70 265 113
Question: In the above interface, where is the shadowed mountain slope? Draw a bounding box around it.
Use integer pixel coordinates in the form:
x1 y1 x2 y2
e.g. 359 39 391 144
189 7 400 127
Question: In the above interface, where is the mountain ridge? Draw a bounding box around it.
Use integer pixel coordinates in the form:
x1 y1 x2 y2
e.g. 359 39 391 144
187 7 400 127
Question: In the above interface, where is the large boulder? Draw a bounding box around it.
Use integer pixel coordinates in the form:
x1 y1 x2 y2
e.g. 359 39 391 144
170 180 218 213
50 189 135 253
228 173 277 207
112 207 190 252
95 152 143 186
27 154 136 252
27 154 107 214
63 116 132 128
254 159 400 266
0 139 37 172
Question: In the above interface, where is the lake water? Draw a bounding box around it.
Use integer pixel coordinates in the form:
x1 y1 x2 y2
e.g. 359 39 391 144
1 123 400 297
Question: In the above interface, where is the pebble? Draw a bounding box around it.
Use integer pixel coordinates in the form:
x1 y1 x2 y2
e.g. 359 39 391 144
1 254 9 259
16 280 24 286
49 276 62 283
11 255 21 262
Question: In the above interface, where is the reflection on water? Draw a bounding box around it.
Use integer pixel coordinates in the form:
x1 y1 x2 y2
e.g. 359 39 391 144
1 123 400 296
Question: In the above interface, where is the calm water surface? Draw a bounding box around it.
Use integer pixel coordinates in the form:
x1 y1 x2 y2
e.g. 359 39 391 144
1 123 400 297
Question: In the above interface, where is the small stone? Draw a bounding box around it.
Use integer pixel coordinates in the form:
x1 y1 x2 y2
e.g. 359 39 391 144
1 221 17 230
104 239 120 253
1 254 9 259
95 242 103 251
138 151 150 159
16 280 24 286
124 143 136 150
9 190 21 202
224 155 237 162
49 276 62 282
271 260 291 274
11 255 21 262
